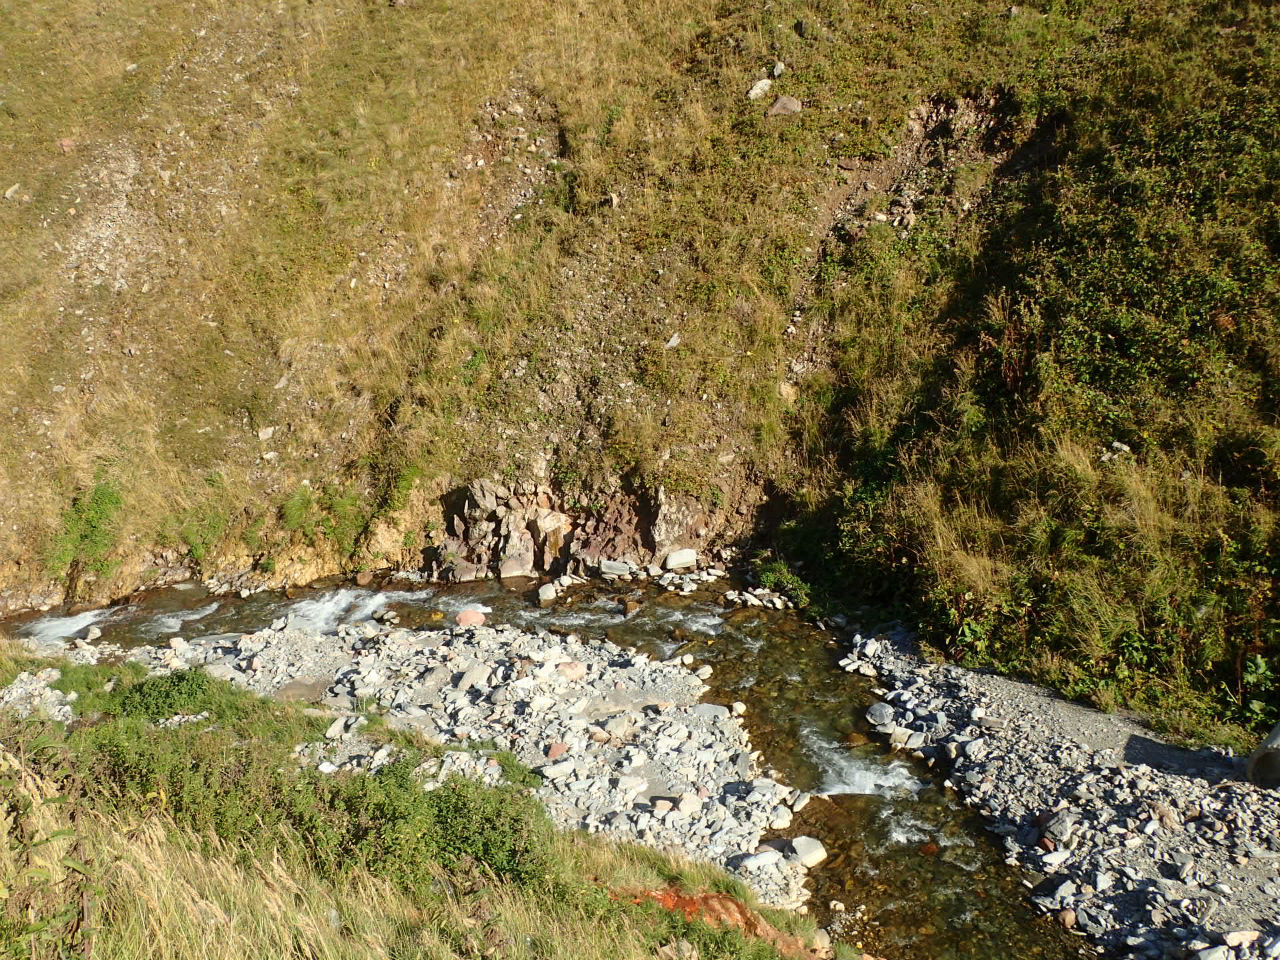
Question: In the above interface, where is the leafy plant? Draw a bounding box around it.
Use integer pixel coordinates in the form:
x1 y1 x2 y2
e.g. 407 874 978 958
47 479 123 580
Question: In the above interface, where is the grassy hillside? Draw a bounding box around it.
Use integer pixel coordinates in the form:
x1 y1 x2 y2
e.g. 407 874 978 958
774 0 1279 748
1 0 1276 745
0 650 823 959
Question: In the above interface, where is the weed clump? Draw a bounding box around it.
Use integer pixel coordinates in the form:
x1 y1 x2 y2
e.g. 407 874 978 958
47 480 123 582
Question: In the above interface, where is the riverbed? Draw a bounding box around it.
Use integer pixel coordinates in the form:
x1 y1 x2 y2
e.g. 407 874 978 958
5 574 1088 960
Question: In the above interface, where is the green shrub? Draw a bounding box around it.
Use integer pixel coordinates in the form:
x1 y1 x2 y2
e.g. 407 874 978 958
70 677 552 890
47 479 123 579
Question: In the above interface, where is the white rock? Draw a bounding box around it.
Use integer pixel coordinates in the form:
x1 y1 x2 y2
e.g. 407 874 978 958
325 716 349 739
742 850 783 868
790 836 827 868
664 548 697 571
542 759 577 780
746 78 773 100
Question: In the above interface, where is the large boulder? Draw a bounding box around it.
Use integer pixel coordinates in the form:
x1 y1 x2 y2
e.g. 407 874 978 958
1248 722 1280 788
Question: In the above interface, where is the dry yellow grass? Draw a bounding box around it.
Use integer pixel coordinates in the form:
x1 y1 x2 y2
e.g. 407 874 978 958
0 738 804 960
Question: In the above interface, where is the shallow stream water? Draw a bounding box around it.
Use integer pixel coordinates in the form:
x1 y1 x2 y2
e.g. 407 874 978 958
5 576 1088 960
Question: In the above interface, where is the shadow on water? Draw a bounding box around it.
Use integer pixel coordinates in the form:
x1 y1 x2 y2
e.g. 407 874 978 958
5 575 1089 960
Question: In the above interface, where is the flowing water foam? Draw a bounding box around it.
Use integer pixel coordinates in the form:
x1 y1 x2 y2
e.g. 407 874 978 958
799 724 923 797
19 607 117 644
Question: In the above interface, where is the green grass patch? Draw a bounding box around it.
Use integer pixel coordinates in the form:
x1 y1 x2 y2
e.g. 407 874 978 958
47 479 123 580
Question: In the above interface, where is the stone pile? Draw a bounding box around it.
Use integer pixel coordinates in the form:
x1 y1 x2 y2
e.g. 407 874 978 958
0 668 76 723
722 586 795 611
840 631 1280 959
125 618 824 908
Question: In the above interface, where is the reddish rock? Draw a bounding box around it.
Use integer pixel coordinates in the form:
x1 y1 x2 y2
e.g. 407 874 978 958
1038 835 1057 853
546 741 569 760
1057 908 1076 929
455 609 486 627
355 570 374 586
557 660 587 682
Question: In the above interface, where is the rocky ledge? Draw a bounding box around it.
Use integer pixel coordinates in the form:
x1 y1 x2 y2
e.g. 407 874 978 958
94 615 827 909
840 631 1280 960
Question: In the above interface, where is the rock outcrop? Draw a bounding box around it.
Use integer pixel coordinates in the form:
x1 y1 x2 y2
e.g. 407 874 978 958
430 478 730 582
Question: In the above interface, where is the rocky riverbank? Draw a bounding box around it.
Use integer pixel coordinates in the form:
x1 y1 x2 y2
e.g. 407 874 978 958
839 629 1280 959
15 610 829 911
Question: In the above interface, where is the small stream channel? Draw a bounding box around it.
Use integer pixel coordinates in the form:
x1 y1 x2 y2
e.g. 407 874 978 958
5 576 1088 960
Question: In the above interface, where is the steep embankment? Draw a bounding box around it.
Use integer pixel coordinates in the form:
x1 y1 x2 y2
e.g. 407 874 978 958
1 0 1276 746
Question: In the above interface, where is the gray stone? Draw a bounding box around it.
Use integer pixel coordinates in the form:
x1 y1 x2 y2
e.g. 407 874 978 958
457 664 491 692
866 701 894 726
542 759 577 780
767 96 802 117
691 703 730 721
325 716 349 739
537 583 558 607
599 559 631 577
742 850 783 869
1248 721 1280 788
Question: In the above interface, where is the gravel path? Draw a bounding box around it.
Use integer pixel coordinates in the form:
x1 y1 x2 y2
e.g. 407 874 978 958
839 628 1280 960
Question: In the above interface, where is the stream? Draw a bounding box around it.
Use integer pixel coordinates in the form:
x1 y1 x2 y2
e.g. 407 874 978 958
5 575 1089 960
